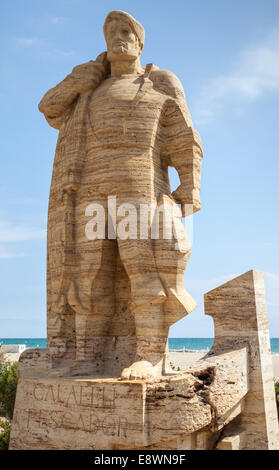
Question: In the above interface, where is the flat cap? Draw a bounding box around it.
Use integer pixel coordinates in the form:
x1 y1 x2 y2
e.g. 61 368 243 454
103 10 145 47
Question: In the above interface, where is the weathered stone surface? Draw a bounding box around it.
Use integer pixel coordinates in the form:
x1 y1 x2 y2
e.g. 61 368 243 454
9 343 253 450
11 270 279 450
204 270 279 450
31 9 203 382
187 347 249 426
10 375 211 449
10 9 278 450
216 424 246 450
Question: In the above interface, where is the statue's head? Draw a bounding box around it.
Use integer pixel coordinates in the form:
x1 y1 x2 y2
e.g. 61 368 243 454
103 10 145 63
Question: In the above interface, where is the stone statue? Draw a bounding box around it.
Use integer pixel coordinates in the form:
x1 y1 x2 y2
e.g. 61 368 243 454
38 10 203 379
10 11 279 450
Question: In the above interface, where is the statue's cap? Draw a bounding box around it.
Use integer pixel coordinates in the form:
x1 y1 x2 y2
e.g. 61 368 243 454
103 10 145 47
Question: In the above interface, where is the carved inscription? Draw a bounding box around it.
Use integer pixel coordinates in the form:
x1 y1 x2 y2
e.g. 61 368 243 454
25 408 128 437
32 382 116 408
20 381 129 438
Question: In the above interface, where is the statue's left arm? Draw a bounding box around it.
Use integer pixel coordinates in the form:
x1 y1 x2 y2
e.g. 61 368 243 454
152 70 203 215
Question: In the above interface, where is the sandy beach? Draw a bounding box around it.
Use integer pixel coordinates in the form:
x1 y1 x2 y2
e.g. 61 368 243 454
170 351 279 382
4 351 279 381
4 353 20 363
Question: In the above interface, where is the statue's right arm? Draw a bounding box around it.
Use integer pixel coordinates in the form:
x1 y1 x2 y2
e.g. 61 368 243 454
38 74 80 129
38 60 106 130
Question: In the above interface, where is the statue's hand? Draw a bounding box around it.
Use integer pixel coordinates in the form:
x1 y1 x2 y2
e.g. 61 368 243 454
69 59 106 94
95 51 111 76
171 186 201 216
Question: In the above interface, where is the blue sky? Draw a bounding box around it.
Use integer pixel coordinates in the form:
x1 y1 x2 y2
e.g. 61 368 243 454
0 0 279 338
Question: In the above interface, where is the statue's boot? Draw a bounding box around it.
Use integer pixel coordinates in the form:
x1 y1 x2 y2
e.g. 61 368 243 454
70 313 110 377
121 302 171 380
48 282 95 377
47 298 73 377
163 286 197 325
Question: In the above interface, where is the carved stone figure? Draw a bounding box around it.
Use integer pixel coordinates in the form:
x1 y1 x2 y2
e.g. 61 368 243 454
10 11 278 451
38 10 203 379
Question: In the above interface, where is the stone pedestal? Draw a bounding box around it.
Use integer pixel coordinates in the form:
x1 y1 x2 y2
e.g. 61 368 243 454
10 374 217 450
10 271 279 450
204 270 279 450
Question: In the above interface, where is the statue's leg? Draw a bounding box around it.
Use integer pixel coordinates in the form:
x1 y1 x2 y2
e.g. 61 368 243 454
47 197 77 374
154 235 196 326
121 302 171 380
70 237 118 376
48 189 116 376
117 238 166 309
117 238 169 379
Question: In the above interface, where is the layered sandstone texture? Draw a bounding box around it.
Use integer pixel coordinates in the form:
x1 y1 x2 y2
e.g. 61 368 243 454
10 271 279 450
9 10 278 450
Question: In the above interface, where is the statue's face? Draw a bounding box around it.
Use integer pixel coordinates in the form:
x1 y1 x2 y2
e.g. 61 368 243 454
105 18 142 61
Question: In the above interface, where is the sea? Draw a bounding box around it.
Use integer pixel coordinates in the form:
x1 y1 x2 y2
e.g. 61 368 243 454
1 338 279 355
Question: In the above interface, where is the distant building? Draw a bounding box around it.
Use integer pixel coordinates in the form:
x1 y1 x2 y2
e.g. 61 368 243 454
1 344 26 354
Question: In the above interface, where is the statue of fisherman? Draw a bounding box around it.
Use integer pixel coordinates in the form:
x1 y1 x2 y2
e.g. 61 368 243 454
39 10 203 379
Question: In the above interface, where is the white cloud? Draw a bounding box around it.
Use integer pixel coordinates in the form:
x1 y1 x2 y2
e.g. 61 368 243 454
49 16 69 25
185 271 279 308
16 38 39 48
12 37 74 59
0 219 45 259
0 220 46 243
0 245 26 259
194 29 279 124
185 273 240 297
264 272 279 307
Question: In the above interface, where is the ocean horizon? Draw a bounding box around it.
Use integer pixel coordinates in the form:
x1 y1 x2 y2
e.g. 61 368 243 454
1 337 279 355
